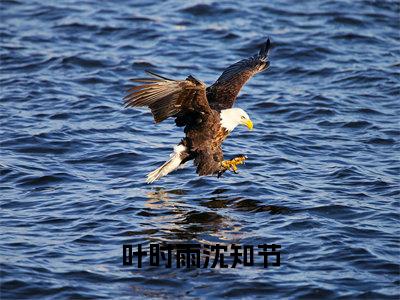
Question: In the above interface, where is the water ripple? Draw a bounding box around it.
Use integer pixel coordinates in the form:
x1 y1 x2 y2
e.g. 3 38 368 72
1 0 399 299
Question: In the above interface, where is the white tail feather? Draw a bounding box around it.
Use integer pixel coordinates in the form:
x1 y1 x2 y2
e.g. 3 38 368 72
146 145 186 184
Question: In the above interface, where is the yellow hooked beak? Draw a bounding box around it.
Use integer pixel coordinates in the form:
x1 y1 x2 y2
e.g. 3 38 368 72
244 119 253 130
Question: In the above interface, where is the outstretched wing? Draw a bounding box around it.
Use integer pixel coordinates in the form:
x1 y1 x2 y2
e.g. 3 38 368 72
124 71 211 123
207 38 271 111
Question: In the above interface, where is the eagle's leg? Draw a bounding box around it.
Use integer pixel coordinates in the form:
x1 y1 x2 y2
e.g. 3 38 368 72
220 155 247 174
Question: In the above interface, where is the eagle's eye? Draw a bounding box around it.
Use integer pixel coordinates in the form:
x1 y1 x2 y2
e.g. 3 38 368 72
241 116 246 119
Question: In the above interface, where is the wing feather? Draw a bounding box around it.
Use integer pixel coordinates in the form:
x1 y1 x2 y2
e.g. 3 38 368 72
207 38 271 110
124 72 211 123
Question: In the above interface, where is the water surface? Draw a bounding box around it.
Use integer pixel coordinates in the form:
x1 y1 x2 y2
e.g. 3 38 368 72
1 0 399 299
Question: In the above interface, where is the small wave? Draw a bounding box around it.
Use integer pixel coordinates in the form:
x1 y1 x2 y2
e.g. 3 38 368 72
180 4 235 16
16 173 81 187
49 112 71 120
356 108 384 115
61 56 109 68
234 199 290 214
365 137 396 145
54 22 99 32
306 204 361 220
328 167 365 179
342 120 372 128
332 33 378 43
180 211 224 224
131 61 156 68
328 16 365 26
317 120 344 127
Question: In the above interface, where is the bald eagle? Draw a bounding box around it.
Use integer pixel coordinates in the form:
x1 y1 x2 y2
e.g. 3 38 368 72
124 38 271 183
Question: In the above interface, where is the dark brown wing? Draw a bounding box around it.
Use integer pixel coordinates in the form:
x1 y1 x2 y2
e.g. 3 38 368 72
124 71 211 123
207 38 271 111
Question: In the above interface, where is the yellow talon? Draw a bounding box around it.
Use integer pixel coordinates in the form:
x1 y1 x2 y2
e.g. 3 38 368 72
231 164 238 172
221 155 247 173
221 161 230 169
232 156 246 165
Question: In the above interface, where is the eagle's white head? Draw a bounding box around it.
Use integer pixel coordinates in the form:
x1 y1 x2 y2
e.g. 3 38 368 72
220 108 253 132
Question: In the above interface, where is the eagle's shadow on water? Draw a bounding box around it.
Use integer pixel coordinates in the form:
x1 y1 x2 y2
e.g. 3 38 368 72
144 187 291 242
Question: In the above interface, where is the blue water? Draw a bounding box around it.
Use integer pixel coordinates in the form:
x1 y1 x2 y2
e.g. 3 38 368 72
1 0 399 299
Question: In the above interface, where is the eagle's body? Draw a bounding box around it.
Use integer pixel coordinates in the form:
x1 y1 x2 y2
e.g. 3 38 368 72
124 38 271 183
180 109 229 176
